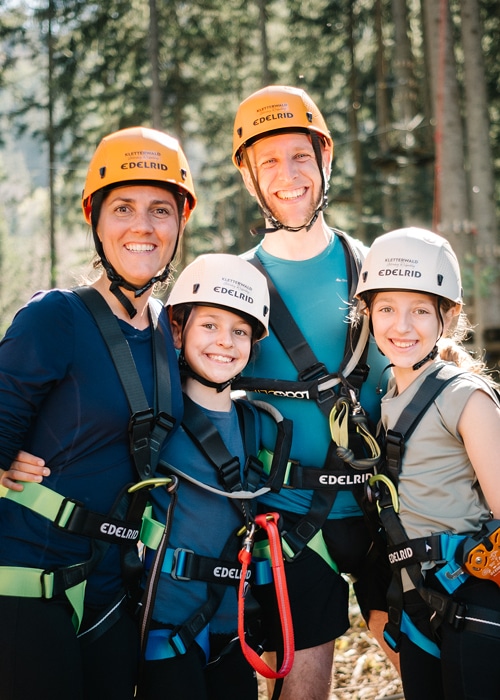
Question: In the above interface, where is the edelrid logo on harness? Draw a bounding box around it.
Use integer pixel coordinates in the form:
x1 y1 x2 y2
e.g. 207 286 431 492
388 546 413 564
100 523 139 540
213 566 252 581
120 161 168 171
254 389 310 399
253 112 293 125
213 286 254 304
318 472 372 486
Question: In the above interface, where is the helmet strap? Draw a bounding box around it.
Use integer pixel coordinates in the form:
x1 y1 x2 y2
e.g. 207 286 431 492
178 354 240 393
412 298 443 371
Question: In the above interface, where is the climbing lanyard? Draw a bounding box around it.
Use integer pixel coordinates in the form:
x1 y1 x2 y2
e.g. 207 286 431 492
237 513 294 679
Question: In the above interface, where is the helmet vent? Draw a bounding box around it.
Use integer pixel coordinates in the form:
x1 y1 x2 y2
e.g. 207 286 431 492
192 284 200 294
99 167 106 179
237 127 243 137
437 274 443 286
306 112 313 123
181 168 187 181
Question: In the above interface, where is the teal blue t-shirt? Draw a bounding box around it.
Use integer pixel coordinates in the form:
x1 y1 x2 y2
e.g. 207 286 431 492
243 233 387 517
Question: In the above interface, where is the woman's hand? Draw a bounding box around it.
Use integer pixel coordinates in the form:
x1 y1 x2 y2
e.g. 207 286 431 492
0 451 49 492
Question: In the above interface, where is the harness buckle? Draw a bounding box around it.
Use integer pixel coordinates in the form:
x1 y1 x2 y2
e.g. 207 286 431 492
53 496 83 530
218 457 242 492
129 408 154 431
40 569 55 599
298 362 328 383
171 548 195 581
155 411 175 433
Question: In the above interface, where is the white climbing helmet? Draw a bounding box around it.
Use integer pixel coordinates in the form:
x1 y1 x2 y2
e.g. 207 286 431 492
167 253 270 340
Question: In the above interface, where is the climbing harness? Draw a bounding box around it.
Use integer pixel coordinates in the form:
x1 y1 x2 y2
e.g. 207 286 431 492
137 394 293 675
0 286 178 636
0 476 175 634
368 363 500 655
233 230 378 566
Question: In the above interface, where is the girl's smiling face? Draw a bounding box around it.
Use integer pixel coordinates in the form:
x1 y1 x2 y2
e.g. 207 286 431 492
174 305 253 386
369 291 457 388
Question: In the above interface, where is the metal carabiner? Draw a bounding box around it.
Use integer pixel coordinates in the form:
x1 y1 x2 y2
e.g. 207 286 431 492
128 475 179 494
367 473 399 513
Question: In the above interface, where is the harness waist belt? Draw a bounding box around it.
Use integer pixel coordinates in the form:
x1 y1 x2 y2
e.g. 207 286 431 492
144 546 272 586
259 449 372 490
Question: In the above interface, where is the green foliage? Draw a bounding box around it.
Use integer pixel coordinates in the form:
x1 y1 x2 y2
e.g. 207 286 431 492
0 0 498 304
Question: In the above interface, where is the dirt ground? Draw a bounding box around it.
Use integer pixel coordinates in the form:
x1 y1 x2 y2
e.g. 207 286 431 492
258 585 404 700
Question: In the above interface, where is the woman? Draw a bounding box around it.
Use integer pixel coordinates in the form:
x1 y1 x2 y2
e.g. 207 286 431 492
355 227 500 700
0 126 196 700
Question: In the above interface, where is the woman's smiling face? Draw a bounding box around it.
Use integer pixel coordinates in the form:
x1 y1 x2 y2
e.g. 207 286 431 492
96 184 181 287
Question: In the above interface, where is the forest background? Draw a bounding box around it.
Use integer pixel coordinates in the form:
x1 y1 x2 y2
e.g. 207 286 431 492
0 0 499 366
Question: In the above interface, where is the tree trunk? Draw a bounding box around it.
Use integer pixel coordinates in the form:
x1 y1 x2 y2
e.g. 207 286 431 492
422 0 469 262
460 0 500 359
347 2 365 240
391 0 425 226
256 0 273 85
149 0 162 128
374 0 399 232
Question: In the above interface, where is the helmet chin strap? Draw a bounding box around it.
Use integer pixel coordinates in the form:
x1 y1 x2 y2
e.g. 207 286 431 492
178 354 241 393
101 256 172 319
412 299 444 371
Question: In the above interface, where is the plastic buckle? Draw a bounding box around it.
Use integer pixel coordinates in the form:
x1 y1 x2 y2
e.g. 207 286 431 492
155 411 175 433
171 548 194 581
219 457 242 491
298 362 328 383
40 569 55 599
53 496 82 530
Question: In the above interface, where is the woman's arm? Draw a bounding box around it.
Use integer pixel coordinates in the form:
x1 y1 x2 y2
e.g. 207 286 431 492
459 389 500 518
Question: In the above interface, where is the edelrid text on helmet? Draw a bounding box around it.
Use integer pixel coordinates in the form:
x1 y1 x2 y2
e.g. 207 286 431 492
355 227 463 304
232 85 333 167
167 254 270 340
82 126 197 225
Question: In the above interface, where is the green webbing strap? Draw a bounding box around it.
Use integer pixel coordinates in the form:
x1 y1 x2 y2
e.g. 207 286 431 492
0 565 86 631
258 448 293 486
253 524 338 574
0 482 87 629
140 506 164 551
0 481 75 525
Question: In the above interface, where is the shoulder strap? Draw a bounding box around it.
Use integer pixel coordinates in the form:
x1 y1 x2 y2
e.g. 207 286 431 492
181 395 246 495
243 235 370 415
74 287 174 479
384 364 464 485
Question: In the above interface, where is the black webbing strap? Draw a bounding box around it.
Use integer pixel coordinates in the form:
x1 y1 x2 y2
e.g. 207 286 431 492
181 395 250 494
384 364 464 485
238 230 369 415
167 530 243 658
74 287 175 479
377 364 466 647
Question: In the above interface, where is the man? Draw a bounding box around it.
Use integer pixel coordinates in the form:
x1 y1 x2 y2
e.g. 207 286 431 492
232 85 399 699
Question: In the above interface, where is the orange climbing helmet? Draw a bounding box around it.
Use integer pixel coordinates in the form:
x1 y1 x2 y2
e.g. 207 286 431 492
82 126 196 225
232 85 333 167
